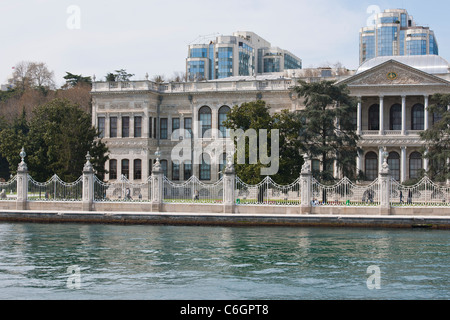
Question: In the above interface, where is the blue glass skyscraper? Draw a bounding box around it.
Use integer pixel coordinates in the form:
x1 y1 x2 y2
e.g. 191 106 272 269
187 31 302 80
360 9 438 65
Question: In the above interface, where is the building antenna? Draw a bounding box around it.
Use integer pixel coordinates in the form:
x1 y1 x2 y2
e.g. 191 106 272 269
189 33 220 45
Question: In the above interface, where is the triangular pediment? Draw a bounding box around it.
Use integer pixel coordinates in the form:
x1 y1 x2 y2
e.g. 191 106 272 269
340 60 450 87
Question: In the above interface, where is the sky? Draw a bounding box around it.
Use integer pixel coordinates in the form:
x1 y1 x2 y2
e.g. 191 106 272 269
1 0 449 87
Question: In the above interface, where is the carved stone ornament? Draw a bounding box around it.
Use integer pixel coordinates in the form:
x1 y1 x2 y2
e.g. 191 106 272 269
301 154 311 174
83 152 94 172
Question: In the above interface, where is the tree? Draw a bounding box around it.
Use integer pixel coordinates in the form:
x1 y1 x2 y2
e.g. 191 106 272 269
0 99 108 182
105 69 134 82
152 75 166 83
420 93 450 182
223 100 304 185
0 109 29 177
8 61 55 91
292 80 359 182
63 72 92 87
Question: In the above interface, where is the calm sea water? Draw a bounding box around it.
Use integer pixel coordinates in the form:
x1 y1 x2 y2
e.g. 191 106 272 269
0 222 448 300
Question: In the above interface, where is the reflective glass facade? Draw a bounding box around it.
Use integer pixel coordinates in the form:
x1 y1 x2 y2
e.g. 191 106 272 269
217 47 233 79
187 32 301 80
238 42 254 76
359 9 439 64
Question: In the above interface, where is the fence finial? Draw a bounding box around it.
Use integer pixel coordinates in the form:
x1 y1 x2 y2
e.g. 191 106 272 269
18 147 27 172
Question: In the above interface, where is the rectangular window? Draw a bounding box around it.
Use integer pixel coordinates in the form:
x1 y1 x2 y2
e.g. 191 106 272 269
109 159 117 180
110 117 117 138
98 117 105 138
172 161 180 181
160 118 168 139
122 116 129 137
184 117 192 138
172 118 180 139
154 118 157 138
184 161 192 180
160 160 168 177
134 116 142 137
199 155 211 180
121 159 129 179
149 159 154 176
133 159 142 180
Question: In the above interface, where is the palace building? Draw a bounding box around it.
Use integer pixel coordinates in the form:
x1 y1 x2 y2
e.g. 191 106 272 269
91 54 450 184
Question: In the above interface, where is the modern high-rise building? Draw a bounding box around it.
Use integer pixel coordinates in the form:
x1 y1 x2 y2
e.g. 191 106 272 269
360 9 439 64
186 31 302 80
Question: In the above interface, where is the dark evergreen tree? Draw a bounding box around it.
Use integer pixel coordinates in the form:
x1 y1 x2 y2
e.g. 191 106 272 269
420 93 450 182
292 80 359 182
0 99 108 182
223 100 304 185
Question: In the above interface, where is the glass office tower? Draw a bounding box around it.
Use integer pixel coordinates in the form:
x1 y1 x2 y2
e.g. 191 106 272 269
360 9 439 65
187 31 302 80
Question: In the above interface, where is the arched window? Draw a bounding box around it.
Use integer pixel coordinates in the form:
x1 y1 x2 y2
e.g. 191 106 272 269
365 152 378 181
121 159 129 179
388 152 400 181
218 106 230 138
198 106 212 138
409 152 422 180
368 104 380 131
133 159 142 180
411 103 424 130
390 104 402 130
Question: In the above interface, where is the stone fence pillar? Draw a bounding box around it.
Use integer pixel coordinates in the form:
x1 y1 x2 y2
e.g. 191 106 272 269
379 149 391 215
223 155 235 214
300 155 312 214
16 148 28 210
82 152 94 211
151 148 164 212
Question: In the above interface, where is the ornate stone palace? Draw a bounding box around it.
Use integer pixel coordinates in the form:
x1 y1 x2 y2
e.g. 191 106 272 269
91 55 450 183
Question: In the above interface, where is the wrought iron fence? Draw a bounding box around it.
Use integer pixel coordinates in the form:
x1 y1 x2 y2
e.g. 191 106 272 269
163 176 223 204
311 177 380 207
28 174 83 201
94 175 152 202
0 175 17 201
391 176 450 207
235 176 300 206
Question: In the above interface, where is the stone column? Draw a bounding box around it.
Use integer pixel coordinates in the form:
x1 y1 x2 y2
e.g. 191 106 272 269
151 148 164 212
424 95 429 131
379 149 391 215
16 148 28 210
356 149 362 179
400 146 407 182
378 146 384 174
82 152 94 211
423 149 429 174
401 95 406 136
223 154 235 214
300 155 312 214
356 97 362 136
379 96 384 136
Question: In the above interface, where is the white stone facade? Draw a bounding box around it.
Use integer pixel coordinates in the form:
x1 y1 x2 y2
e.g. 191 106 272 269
91 57 450 184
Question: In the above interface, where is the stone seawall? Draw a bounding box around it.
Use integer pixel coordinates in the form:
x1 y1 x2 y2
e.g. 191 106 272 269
0 200 449 229
0 209 449 229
